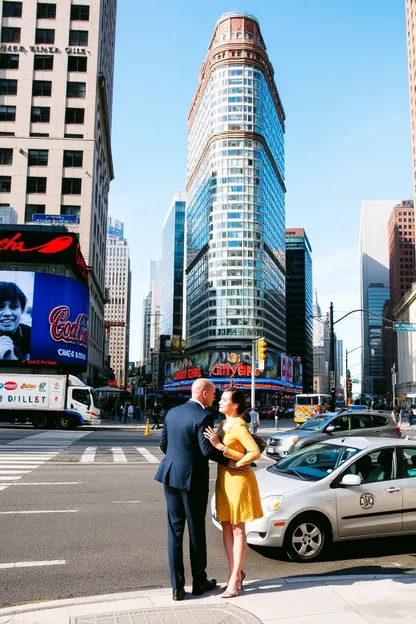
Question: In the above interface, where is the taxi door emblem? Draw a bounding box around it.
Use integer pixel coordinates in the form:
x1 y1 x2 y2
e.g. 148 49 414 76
360 493 374 510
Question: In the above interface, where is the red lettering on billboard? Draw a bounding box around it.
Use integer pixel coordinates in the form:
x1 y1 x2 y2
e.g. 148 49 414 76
49 305 89 347
75 243 88 281
4 381 17 390
210 364 260 378
174 367 202 381
0 233 73 254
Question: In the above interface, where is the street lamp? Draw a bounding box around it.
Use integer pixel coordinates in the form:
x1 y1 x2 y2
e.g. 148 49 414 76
329 303 393 410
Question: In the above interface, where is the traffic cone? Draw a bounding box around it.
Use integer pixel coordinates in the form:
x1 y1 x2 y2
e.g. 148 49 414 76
144 418 151 436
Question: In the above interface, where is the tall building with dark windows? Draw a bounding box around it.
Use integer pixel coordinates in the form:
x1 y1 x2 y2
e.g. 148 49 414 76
285 228 313 392
0 0 117 384
160 192 186 338
185 12 286 353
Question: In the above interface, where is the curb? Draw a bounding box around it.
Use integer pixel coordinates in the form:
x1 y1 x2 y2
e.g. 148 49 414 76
1 573 415 616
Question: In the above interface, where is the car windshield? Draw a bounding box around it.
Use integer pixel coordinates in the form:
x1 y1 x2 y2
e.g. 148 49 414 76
349 405 367 411
267 443 360 482
298 415 333 431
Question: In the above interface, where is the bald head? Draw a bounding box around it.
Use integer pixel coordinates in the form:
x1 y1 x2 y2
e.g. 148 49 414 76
192 378 216 408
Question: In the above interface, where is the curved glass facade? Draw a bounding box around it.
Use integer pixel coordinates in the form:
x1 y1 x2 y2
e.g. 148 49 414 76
186 17 286 351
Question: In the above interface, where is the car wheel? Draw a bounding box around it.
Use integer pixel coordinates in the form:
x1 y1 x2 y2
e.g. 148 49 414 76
284 514 330 562
32 413 48 429
59 415 77 430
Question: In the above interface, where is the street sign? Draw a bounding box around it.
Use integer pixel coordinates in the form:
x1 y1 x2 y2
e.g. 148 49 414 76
394 322 416 332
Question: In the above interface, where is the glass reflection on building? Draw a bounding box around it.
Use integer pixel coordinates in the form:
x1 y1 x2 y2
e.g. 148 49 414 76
186 13 286 352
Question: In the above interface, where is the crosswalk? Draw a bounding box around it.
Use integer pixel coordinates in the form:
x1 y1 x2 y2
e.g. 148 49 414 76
0 431 89 492
70 446 161 464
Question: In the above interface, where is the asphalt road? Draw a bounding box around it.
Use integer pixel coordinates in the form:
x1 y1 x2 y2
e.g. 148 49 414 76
1 425 416 609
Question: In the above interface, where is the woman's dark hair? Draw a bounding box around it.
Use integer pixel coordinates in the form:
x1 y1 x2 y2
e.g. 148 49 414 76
0 282 27 311
224 387 246 415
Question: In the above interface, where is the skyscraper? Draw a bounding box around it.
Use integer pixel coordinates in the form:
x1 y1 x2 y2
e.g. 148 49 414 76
406 0 416 196
159 192 186 338
0 0 117 384
285 228 313 392
141 260 158 363
185 12 286 352
360 201 399 394
388 199 415 308
105 219 131 386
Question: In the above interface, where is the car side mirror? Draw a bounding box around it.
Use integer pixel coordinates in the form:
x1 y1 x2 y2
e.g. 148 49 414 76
341 474 361 487
326 425 335 433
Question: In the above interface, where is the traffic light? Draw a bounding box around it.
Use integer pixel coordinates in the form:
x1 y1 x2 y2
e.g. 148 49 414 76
257 339 267 362
347 379 352 393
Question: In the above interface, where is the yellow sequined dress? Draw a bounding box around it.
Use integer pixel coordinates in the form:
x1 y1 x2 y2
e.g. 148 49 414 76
215 417 263 524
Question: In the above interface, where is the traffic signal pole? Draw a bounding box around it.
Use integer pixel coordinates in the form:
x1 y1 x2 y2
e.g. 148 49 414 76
251 339 256 409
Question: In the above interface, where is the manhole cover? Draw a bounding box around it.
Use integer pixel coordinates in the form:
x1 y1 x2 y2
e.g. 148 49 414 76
71 603 263 623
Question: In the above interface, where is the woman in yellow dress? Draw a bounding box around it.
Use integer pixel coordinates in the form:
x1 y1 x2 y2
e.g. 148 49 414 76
204 387 263 598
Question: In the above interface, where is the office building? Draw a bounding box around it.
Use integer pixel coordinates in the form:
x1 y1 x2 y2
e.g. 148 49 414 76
407 0 416 197
104 219 131 386
0 204 16 223
394 283 416 396
159 192 186 338
313 291 324 347
285 228 313 391
388 199 415 308
141 260 158 363
360 200 399 394
336 339 344 378
185 12 286 352
0 0 117 384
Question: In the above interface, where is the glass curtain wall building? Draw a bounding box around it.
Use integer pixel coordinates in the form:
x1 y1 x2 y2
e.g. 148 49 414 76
368 283 390 393
185 13 286 352
160 192 186 337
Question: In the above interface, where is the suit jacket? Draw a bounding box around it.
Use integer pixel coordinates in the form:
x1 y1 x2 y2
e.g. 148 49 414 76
154 400 229 491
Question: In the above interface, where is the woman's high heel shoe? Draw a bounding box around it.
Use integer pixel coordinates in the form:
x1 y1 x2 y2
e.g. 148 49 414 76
239 570 246 589
222 571 246 598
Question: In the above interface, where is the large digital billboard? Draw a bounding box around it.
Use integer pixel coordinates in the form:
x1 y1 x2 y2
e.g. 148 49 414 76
0 271 88 368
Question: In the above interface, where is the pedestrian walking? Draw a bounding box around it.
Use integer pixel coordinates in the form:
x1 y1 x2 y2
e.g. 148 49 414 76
155 379 243 601
127 403 135 423
151 401 162 430
121 401 128 424
248 406 260 435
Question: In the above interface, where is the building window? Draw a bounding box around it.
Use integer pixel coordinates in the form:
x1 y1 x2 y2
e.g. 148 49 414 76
0 79 17 95
70 5 89 20
68 30 88 46
62 178 82 194
31 106 50 123
2 2 22 18
34 55 54 70
0 149 13 165
65 107 84 124
67 55 87 72
26 177 47 193
36 3 56 19
63 150 83 167
0 106 16 121
61 205 80 217
32 80 52 97
30 132 49 137
0 176 11 192
1 27 21 43
35 28 55 44
28 149 49 166
64 133 84 139
66 81 86 98
25 204 45 221
0 54 18 69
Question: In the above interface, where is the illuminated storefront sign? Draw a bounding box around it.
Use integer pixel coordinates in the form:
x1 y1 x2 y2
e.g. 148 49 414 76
174 367 202 381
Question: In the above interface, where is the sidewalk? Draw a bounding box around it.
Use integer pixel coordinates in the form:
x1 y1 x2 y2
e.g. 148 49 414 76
1 574 415 623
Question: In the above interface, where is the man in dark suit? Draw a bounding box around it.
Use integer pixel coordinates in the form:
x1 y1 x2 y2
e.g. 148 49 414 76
155 378 239 601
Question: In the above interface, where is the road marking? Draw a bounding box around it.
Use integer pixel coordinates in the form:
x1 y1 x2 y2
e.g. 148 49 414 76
0 465 40 469
0 476 22 480
136 447 160 463
111 447 127 463
0 560 66 569
113 500 142 504
0 510 79 515
0 485 10 490
0 470 31 475
13 482 81 486
80 447 97 463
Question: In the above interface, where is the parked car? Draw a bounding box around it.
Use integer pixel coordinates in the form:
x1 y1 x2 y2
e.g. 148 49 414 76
211 437 416 562
266 411 400 460
257 405 276 419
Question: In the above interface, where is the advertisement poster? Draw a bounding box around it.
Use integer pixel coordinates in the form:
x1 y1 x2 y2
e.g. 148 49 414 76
0 271 89 368
0 374 66 410
280 354 294 384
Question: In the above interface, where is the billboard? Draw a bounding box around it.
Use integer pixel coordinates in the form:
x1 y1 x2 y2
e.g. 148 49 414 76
0 229 88 284
280 354 293 384
0 270 88 368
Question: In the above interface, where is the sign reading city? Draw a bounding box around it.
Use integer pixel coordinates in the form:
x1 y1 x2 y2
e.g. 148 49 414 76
211 364 261 378
393 322 416 332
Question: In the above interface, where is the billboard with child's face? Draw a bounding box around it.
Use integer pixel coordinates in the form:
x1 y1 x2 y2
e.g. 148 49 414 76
0 271 88 368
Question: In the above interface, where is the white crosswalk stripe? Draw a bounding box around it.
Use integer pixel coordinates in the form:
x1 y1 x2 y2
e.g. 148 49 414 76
0 431 89 493
136 447 160 463
111 447 127 463
80 447 97 463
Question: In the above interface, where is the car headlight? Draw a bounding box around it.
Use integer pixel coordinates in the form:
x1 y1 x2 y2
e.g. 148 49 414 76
262 495 284 512
281 436 299 449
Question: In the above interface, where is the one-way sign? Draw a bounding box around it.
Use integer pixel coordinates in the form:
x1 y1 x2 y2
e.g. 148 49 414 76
393 322 416 332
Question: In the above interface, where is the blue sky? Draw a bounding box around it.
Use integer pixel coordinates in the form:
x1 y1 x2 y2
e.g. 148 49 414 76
109 0 413 376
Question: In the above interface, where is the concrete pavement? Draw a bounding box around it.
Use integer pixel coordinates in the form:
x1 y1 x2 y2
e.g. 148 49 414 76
0 574 415 623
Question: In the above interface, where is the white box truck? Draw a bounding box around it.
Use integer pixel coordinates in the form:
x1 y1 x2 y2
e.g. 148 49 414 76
0 373 100 429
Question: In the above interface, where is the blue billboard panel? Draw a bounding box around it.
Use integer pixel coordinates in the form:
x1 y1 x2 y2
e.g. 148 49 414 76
0 270 88 368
